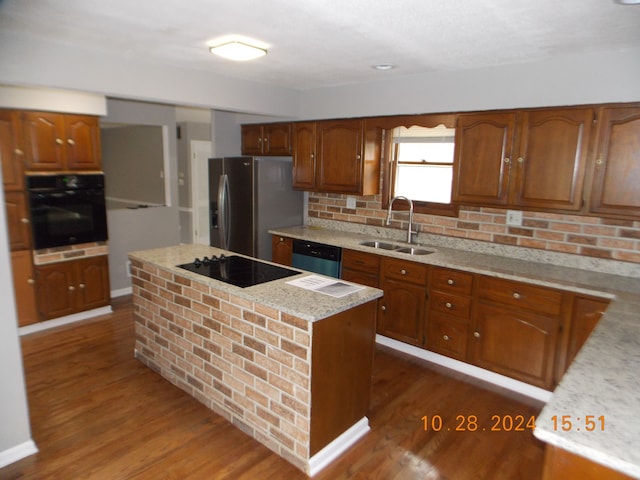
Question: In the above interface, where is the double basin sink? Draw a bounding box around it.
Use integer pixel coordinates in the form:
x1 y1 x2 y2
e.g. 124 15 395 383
359 240 434 256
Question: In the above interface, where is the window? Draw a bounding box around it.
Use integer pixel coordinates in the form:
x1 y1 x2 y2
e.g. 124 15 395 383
387 124 458 216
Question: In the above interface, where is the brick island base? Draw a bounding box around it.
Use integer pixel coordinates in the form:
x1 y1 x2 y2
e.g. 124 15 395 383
131 257 377 475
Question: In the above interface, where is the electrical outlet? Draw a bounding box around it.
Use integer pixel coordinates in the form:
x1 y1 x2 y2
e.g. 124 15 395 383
346 196 357 209
506 210 523 226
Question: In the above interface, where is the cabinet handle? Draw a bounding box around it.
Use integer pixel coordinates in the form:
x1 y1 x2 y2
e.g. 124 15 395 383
67 138 75 146
503 157 511 164
447 279 455 285
14 148 24 156
356 154 361 160
56 138 65 145
68 285 76 292
512 292 521 299
310 153 315 160
445 302 453 309
443 334 450 341
79 283 86 289
517 156 524 164
258 137 262 143
279 237 284 242
381 305 386 311
400 269 407 275
21 217 29 224
473 331 480 338
27 278 35 285
595 156 604 167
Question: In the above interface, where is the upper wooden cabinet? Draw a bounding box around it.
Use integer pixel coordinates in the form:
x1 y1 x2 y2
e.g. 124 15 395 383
0 110 25 191
292 119 381 195
453 108 594 211
241 123 292 156
22 111 101 171
589 106 640 218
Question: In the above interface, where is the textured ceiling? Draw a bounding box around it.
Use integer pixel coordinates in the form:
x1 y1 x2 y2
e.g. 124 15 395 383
1 0 639 90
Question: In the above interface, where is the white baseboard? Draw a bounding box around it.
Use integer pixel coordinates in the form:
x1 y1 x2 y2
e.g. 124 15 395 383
18 306 113 336
376 335 553 403
307 417 369 476
111 286 133 298
0 440 38 469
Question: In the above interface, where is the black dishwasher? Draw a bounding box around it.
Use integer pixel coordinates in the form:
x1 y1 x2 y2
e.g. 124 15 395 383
291 240 342 278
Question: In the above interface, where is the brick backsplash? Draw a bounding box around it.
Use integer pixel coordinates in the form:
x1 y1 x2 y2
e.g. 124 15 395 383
33 241 109 265
131 259 312 473
309 193 640 265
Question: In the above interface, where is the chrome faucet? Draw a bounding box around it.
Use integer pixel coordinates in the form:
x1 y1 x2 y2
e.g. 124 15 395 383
386 196 417 244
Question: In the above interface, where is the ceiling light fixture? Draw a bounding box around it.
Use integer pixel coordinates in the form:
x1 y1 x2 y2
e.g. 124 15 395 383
372 64 395 71
614 0 640 4
210 41 267 61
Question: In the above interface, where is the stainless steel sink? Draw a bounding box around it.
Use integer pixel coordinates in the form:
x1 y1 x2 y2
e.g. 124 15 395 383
359 240 397 250
394 247 434 256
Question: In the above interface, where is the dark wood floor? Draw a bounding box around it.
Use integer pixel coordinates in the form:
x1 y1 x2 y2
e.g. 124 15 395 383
1 296 546 479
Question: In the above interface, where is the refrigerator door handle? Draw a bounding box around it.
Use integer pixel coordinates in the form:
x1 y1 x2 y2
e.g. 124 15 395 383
218 173 231 250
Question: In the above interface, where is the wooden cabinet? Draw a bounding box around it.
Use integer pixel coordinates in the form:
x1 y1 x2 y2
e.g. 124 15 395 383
378 257 428 346
453 108 593 211
0 110 25 191
341 249 380 288
11 250 38 327
426 267 474 361
271 235 293 266
589 106 640 218
542 445 634 480
472 276 565 390
22 111 101 171
36 256 110 320
292 119 381 194
241 123 292 156
4 191 31 251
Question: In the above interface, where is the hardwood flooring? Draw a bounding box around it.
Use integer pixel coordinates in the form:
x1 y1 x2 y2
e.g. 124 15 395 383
1 296 545 479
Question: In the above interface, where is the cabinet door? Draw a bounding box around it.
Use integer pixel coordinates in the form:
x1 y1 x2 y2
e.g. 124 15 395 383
64 115 101 170
0 110 25 191
427 312 469 361
379 277 426 347
36 262 76 320
22 111 66 171
4 191 31 251
590 107 640 217
271 235 293 266
453 112 516 206
76 256 110 310
264 123 292 155
316 119 363 193
241 124 264 155
472 302 560 389
11 250 39 327
565 296 609 369
512 108 593 210
292 122 317 190
341 268 379 289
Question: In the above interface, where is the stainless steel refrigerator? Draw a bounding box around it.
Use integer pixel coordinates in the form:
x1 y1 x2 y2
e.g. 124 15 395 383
209 156 304 261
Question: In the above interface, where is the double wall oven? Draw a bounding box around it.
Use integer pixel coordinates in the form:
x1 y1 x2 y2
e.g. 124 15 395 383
27 174 108 250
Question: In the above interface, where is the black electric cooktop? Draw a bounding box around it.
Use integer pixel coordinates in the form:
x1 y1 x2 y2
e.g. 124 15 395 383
177 254 299 288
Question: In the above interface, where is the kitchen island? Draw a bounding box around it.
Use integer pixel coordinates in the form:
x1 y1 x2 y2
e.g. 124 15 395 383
271 224 640 479
129 244 382 476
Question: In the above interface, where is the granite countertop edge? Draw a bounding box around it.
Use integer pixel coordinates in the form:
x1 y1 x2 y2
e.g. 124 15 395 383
270 225 640 479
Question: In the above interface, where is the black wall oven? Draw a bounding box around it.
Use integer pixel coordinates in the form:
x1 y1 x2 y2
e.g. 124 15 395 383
27 174 108 250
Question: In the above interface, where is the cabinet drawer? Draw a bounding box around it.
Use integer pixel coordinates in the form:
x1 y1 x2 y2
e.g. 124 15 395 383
427 312 470 361
478 276 563 316
342 248 380 274
431 267 474 295
382 258 428 285
430 291 472 319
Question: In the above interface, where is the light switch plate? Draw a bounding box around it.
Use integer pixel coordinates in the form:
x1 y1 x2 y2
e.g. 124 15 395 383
506 210 523 226
346 196 357 209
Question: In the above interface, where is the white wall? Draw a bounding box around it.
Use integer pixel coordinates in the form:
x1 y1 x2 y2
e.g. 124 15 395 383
0 173 35 466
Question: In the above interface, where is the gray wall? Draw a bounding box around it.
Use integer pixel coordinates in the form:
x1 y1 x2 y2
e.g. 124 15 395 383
102 125 166 207
102 99 181 293
0 175 33 462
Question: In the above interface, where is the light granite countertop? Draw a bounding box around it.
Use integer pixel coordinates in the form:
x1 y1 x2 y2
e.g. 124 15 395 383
128 243 382 322
270 224 640 479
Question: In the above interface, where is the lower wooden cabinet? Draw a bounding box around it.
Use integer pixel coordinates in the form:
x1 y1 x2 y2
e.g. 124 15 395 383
36 256 110 321
11 250 38 327
542 445 634 480
341 249 380 288
4 190 31 251
271 235 293 265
